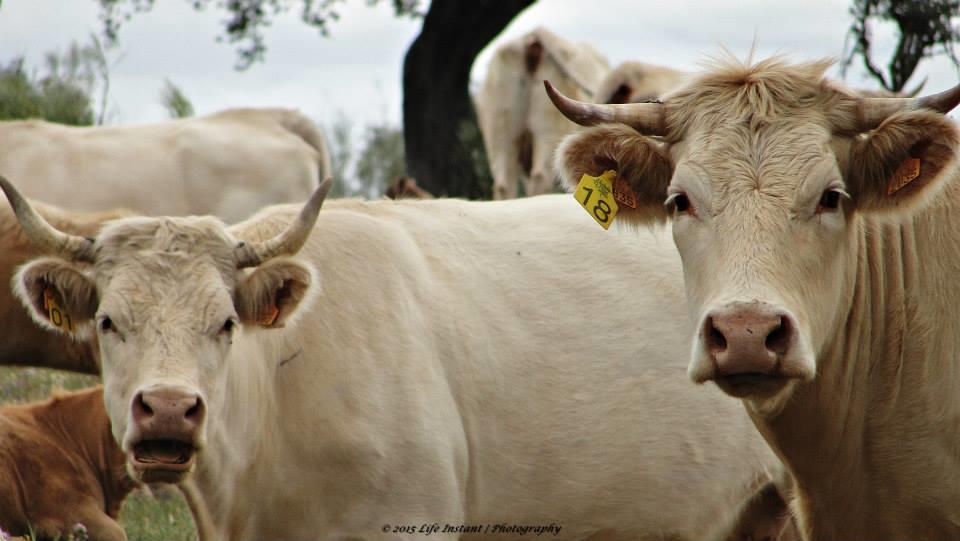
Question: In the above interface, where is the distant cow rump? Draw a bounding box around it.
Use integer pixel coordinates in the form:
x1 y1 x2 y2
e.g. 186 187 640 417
0 108 331 223
476 27 610 200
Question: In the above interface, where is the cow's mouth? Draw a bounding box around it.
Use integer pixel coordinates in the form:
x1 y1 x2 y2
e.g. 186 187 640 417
130 439 196 482
713 373 790 398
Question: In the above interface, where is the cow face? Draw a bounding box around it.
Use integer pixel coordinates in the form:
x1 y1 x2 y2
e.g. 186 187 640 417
550 58 960 406
2 178 329 483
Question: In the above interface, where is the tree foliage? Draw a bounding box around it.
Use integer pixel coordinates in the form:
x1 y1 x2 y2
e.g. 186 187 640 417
843 0 960 92
354 122 405 198
0 37 111 126
160 79 195 118
99 0 423 70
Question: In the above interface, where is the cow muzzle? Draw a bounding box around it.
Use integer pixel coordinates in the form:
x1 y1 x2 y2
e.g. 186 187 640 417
690 301 815 398
127 385 205 483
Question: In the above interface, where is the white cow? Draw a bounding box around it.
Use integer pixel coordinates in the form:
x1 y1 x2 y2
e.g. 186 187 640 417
594 61 688 104
1 179 793 541
476 27 610 200
0 108 331 223
549 56 960 540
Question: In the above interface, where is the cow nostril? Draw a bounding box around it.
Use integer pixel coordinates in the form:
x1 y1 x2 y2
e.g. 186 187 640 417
705 316 727 352
137 393 152 415
765 316 791 355
185 399 204 422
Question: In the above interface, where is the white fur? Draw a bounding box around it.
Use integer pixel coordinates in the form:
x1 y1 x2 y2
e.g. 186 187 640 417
40 195 787 541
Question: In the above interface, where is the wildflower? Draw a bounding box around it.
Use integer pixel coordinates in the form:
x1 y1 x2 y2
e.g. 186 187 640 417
70 522 89 541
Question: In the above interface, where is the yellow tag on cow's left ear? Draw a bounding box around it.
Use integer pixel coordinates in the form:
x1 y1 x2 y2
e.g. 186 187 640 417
574 170 620 230
888 157 921 195
259 305 280 327
43 287 76 334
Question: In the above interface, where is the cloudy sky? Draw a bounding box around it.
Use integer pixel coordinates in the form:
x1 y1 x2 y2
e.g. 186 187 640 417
1 0 957 130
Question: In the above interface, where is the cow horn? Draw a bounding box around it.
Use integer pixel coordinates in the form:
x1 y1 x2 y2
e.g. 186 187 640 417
544 80 666 136
0 175 95 262
235 177 332 268
857 82 960 130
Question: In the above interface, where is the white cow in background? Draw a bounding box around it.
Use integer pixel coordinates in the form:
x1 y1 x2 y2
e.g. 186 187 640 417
594 61 688 104
0 108 331 223
1 177 795 541
476 27 610 200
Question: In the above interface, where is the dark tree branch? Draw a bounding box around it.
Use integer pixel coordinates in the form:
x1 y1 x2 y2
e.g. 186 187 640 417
402 0 535 198
843 0 960 93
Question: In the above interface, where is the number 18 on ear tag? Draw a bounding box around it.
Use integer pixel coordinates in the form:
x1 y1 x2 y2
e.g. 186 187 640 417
574 170 619 229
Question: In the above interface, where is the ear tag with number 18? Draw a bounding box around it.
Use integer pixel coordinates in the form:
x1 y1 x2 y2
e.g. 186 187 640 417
574 170 620 229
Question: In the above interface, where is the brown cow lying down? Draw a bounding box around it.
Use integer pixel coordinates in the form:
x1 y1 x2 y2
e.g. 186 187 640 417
0 386 137 541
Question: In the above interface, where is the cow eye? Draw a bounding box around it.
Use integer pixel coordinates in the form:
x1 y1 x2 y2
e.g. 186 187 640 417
666 192 693 215
99 316 114 333
817 188 848 212
220 319 236 335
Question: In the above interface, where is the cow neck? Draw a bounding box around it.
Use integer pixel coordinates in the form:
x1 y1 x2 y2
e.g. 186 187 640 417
757 170 960 539
190 337 284 538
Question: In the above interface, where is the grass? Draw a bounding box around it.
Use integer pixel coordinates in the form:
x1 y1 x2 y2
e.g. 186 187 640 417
0 366 198 541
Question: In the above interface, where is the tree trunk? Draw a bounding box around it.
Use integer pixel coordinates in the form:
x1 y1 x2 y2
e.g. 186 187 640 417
402 0 535 199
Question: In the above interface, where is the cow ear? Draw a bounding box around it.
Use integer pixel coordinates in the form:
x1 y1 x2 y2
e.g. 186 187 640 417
555 124 674 224
847 110 959 214
14 257 98 338
235 258 315 328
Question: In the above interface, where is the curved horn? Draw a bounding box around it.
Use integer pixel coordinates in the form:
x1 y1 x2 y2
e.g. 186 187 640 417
858 82 960 130
235 177 333 268
917 82 960 114
0 175 95 262
544 80 666 135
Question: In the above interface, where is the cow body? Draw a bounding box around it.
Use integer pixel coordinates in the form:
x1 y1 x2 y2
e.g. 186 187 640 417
551 56 960 540
3 186 791 541
0 386 136 541
0 108 330 222
476 28 610 200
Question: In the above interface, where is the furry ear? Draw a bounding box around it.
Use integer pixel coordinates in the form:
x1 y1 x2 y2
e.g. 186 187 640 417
847 110 959 213
234 258 315 328
14 257 98 337
555 124 675 224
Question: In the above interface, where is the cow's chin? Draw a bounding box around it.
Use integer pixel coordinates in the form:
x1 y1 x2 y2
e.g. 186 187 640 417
712 373 794 400
128 439 198 483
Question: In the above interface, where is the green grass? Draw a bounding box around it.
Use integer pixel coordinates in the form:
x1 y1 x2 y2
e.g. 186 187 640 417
0 367 198 541
120 488 197 541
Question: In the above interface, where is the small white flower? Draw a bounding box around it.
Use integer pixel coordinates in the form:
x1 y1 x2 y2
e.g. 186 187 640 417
71 523 89 541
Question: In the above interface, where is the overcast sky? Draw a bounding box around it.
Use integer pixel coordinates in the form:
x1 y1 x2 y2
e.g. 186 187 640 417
1 1 957 130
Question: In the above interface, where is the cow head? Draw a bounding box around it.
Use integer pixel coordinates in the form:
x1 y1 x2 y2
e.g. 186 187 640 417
549 57 960 406
1 177 330 483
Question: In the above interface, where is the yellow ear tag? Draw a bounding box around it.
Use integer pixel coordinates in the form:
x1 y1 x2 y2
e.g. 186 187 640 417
259 305 280 327
887 157 921 195
574 170 620 229
43 288 76 334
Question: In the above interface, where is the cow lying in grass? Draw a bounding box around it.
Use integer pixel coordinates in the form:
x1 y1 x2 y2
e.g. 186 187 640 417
0 386 136 541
